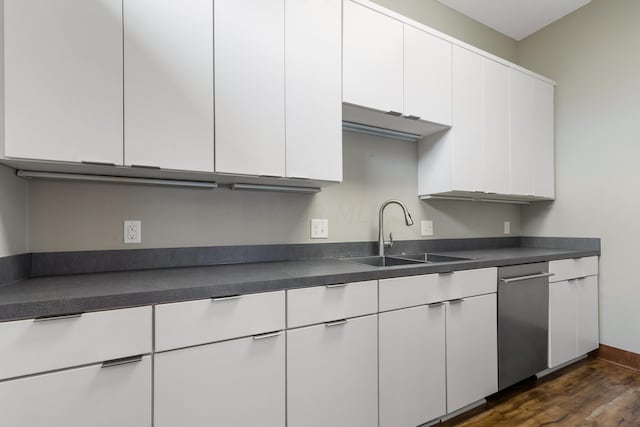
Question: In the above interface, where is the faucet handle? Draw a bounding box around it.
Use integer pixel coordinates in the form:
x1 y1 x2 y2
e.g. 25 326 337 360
384 232 394 249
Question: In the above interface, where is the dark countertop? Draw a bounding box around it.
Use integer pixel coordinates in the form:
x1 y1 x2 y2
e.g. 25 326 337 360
0 246 599 322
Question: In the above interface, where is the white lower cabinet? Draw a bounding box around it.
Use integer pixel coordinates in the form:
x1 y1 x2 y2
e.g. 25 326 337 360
379 304 446 427
446 293 498 413
0 355 151 427
549 275 599 367
154 333 285 427
287 315 378 427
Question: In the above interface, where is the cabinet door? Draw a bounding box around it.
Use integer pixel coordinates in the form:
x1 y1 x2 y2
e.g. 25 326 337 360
4 0 123 164
0 356 151 427
285 0 342 181
214 0 285 176
379 305 446 427
446 294 498 413
509 70 536 196
577 276 599 355
343 0 403 113
532 79 555 198
287 315 378 427
451 46 484 192
483 59 510 195
124 0 214 172
549 280 577 368
155 333 285 427
404 25 452 126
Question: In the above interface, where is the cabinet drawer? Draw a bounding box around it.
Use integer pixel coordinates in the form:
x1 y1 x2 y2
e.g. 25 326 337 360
155 291 285 352
549 256 598 282
287 280 378 328
0 306 151 381
380 268 497 311
0 355 151 427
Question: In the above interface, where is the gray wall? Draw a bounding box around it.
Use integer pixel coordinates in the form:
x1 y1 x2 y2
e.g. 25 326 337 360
518 0 639 354
371 0 517 62
28 132 520 252
0 165 27 257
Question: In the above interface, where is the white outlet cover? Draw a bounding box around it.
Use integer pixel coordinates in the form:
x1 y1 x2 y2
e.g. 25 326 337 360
504 221 511 235
310 219 329 239
124 220 142 244
421 220 434 237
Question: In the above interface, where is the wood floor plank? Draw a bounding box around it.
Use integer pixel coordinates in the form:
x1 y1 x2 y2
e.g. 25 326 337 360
441 357 640 426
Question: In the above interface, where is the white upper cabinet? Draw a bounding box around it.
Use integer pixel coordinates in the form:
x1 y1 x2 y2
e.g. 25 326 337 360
404 25 452 127
343 1 452 137
3 0 123 165
285 0 342 181
124 0 214 172
510 69 555 198
343 0 404 114
483 59 510 195
214 0 286 177
215 0 342 181
451 46 484 192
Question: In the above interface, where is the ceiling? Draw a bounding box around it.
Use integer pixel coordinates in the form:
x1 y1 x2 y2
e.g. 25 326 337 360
436 0 592 41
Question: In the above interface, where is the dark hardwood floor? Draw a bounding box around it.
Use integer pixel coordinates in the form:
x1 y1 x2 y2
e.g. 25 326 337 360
441 357 640 426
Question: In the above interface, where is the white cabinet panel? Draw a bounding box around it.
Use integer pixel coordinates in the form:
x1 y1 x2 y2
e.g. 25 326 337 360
532 78 555 198
451 46 484 191
214 0 285 176
549 280 578 368
446 294 498 413
404 25 452 126
285 0 342 181
577 276 600 355
155 291 285 352
4 0 123 164
287 280 378 328
379 305 446 427
483 59 510 195
343 0 403 113
155 334 285 427
549 256 599 283
287 315 378 427
124 0 214 172
0 356 151 427
510 70 536 196
0 306 151 381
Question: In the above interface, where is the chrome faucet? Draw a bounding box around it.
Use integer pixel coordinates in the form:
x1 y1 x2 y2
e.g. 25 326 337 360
378 199 414 257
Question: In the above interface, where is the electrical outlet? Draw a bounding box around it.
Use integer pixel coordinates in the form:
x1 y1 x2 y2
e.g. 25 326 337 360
421 220 434 236
124 220 141 244
310 219 329 239
504 221 511 235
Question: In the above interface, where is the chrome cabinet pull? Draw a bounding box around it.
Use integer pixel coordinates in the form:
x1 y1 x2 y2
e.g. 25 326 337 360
34 312 83 322
404 115 421 120
386 110 402 116
501 272 555 283
449 299 464 304
439 271 455 276
211 295 242 302
428 302 444 307
326 284 348 289
131 164 161 169
325 319 348 327
253 331 283 341
102 355 143 369
81 160 116 166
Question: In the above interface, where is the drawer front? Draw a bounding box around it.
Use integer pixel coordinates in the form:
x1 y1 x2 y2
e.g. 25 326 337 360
0 306 152 381
287 280 378 328
0 355 151 427
155 291 285 352
379 268 497 311
549 256 598 282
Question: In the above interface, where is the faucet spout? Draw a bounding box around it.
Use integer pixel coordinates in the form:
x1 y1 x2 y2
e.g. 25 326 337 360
378 199 414 257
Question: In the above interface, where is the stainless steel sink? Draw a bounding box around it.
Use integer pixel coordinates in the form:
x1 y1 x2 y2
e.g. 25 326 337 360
342 256 424 267
397 253 474 263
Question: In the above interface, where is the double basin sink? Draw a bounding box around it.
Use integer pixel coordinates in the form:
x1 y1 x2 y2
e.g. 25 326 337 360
343 253 473 268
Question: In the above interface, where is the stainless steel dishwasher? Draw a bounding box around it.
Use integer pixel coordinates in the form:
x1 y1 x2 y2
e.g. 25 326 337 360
498 262 553 390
